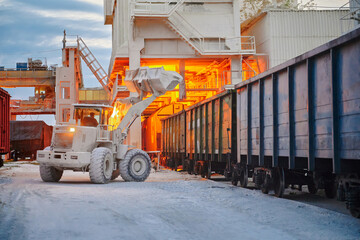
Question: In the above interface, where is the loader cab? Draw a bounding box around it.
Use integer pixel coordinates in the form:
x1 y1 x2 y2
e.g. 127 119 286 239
73 104 113 128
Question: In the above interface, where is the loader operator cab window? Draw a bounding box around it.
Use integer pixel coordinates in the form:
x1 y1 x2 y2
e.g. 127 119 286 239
83 112 98 127
74 108 100 127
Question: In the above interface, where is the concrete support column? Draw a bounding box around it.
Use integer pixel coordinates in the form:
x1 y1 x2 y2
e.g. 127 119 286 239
128 19 144 149
231 56 242 85
128 21 143 70
179 60 186 100
233 0 241 37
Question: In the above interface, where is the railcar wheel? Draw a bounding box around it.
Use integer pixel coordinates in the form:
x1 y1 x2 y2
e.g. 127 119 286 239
239 167 248 188
324 180 337 199
205 161 211 179
261 175 270 194
254 173 262 189
261 185 269 194
187 160 194 174
274 167 285 198
307 179 318 194
231 171 238 186
350 208 360 218
200 165 206 178
337 184 345 201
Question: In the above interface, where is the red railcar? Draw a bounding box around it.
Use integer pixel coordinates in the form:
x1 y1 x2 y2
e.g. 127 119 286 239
0 88 10 167
10 121 53 161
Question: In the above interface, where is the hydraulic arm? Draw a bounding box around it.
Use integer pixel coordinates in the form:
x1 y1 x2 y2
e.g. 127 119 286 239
114 67 182 147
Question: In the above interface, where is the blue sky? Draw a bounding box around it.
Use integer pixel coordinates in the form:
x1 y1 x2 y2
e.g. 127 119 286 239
0 0 112 124
0 0 348 125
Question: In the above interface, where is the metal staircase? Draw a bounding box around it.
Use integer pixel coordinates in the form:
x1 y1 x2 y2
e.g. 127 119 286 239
132 0 256 55
77 37 112 97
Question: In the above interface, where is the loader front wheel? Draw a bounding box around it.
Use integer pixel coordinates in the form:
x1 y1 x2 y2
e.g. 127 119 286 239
120 149 151 182
39 165 63 182
89 147 114 184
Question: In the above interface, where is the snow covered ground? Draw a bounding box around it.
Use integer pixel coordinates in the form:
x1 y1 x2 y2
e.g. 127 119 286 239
0 162 359 240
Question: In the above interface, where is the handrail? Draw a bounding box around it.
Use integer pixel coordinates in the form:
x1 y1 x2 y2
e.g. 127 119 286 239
133 0 256 55
133 0 185 17
77 37 112 97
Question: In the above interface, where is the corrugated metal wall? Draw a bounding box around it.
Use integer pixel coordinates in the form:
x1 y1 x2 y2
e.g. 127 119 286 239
269 10 353 67
243 10 353 68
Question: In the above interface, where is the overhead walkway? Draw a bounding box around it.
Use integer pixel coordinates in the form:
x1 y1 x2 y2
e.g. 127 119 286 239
0 69 55 87
0 68 56 116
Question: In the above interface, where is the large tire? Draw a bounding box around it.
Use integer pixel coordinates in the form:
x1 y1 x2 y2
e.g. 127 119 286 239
274 167 285 198
40 165 63 182
89 147 114 184
119 149 151 182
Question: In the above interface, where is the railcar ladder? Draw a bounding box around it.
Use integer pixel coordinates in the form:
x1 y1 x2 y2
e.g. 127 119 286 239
77 37 112 97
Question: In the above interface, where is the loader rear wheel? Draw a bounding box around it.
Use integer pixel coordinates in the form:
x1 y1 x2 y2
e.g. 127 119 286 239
39 165 63 182
120 149 151 182
89 147 114 184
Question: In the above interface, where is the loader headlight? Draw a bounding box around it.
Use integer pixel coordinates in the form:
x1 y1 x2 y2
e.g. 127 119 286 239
70 155 78 160
38 154 45 158
69 127 75 132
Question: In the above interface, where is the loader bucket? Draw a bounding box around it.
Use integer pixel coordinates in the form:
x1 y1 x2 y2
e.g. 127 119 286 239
124 67 182 96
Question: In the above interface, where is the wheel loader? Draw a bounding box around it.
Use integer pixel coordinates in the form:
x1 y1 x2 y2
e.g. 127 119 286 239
37 67 182 183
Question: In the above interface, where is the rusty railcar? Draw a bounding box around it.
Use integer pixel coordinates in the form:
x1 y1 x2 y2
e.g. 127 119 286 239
10 121 53 161
0 88 10 167
227 26 360 218
162 91 237 178
162 27 360 218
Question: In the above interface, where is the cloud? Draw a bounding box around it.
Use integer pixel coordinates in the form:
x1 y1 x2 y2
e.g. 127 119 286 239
36 35 64 48
0 0 13 7
83 37 112 49
36 35 111 50
74 0 103 7
28 8 103 22
0 15 14 25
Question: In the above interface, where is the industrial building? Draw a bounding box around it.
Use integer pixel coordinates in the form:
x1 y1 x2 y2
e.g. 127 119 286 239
102 0 355 153
241 9 354 68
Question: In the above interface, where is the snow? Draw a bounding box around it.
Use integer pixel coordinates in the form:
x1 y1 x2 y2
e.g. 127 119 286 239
0 162 359 240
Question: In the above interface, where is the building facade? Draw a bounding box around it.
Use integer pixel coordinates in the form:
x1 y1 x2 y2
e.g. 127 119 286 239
104 0 256 150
